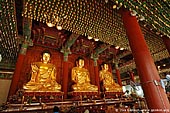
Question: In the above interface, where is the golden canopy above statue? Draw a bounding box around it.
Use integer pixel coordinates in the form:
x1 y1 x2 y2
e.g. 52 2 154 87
23 50 61 92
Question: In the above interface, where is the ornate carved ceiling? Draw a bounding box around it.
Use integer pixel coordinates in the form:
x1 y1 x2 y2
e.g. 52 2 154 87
0 0 169 75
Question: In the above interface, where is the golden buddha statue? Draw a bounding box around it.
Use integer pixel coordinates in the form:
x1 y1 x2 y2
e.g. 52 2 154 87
71 57 98 91
23 50 61 91
99 63 122 92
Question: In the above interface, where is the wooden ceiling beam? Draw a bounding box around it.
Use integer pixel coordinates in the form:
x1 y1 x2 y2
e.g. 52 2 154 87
91 44 111 59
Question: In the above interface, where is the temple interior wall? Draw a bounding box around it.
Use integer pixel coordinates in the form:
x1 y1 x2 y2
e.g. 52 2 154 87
17 45 105 92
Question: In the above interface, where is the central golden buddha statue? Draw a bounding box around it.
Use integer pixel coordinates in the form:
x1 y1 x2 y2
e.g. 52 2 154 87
71 57 98 91
23 50 61 91
99 63 122 92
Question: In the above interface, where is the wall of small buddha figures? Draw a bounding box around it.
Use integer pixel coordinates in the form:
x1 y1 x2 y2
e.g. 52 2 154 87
17 45 106 92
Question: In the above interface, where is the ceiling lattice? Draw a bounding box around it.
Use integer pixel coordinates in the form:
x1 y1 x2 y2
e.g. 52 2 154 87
112 0 170 38
0 0 19 65
23 0 129 49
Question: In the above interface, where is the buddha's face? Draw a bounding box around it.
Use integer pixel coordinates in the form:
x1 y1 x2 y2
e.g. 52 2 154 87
42 53 51 63
78 59 84 68
103 64 109 71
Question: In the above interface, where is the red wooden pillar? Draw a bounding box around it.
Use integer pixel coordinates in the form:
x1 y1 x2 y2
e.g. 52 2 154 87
94 65 100 93
129 71 135 82
115 68 122 86
122 10 170 111
8 45 27 97
162 36 170 55
93 59 100 93
62 54 69 99
62 61 69 99
9 17 32 97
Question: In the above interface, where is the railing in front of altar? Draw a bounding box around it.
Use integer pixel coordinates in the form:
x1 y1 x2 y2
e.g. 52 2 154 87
1 98 138 113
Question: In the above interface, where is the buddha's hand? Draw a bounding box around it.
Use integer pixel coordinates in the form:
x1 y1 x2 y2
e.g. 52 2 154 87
72 75 78 83
72 80 77 84
46 78 51 83
31 64 39 72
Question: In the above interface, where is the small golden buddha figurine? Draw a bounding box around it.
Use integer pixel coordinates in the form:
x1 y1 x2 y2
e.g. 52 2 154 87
99 63 122 92
71 57 98 91
23 50 61 91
